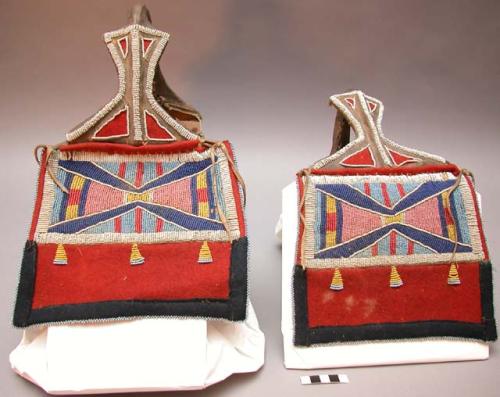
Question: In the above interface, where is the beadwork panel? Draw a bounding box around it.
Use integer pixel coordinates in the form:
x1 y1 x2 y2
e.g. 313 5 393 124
34 148 241 244
302 172 486 268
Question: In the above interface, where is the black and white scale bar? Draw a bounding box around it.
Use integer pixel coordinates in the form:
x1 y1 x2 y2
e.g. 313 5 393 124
300 374 349 385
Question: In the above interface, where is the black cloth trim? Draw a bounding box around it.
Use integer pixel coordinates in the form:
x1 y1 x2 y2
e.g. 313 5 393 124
13 237 247 327
293 262 497 346
12 241 37 327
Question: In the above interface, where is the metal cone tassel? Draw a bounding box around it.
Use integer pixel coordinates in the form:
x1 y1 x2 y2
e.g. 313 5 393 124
198 241 213 264
330 268 344 291
53 244 68 265
447 263 461 285
389 265 403 288
130 243 145 265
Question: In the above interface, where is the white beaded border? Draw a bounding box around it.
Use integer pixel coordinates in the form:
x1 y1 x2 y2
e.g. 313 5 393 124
34 156 57 238
92 105 130 140
37 230 230 245
357 91 392 165
130 28 142 140
59 147 208 163
301 172 485 268
214 146 241 239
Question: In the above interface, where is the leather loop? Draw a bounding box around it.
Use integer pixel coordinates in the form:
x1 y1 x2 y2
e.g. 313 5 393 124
128 4 153 26
329 110 350 155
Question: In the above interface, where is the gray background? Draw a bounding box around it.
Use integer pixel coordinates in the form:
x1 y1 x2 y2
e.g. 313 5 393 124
1 0 499 396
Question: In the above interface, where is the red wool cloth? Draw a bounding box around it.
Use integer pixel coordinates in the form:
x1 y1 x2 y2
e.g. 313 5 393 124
32 242 232 309
306 263 483 328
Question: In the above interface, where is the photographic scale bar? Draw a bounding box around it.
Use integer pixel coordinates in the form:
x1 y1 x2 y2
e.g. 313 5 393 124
300 374 349 385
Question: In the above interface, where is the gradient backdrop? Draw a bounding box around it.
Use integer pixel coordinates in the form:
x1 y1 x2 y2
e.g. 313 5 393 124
1 1 499 396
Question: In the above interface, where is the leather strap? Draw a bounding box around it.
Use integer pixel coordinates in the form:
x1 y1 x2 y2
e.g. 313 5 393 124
329 110 350 155
128 4 153 26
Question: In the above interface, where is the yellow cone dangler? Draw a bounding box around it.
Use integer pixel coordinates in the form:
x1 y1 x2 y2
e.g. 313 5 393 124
389 265 403 288
53 244 68 265
198 241 213 264
330 268 344 291
447 263 461 285
130 243 145 265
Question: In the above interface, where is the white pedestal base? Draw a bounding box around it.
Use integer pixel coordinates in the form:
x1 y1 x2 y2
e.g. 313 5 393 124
10 305 264 394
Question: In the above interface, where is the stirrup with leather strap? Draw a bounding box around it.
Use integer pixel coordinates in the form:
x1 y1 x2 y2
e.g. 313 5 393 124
294 90 496 346
13 6 248 327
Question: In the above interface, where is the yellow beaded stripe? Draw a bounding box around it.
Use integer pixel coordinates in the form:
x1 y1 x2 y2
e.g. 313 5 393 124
126 192 151 202
65 175 85 220
197 172 209 218
383 213 403 225
325 195 336 248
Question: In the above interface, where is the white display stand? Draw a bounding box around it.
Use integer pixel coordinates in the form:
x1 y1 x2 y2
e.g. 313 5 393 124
10 304 264 394
278 181 489 369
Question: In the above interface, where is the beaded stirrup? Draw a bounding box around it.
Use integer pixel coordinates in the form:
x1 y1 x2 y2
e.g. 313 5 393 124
13 6 248 327
293 90 496 346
